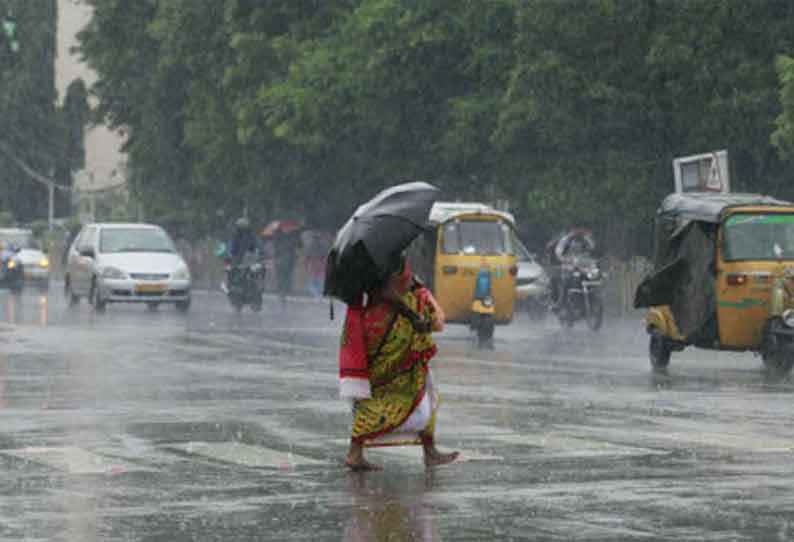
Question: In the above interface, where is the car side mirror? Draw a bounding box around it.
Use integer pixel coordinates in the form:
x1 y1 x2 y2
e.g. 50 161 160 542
79 247 95 258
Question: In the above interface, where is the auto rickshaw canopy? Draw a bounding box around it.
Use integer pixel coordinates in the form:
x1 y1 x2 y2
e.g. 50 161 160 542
429 202 515 226
657 192 790 225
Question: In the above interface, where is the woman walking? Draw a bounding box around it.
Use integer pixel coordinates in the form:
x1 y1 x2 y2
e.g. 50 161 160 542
339 255 459 471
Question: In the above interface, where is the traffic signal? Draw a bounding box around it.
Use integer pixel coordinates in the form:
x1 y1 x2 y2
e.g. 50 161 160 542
2 17 19 53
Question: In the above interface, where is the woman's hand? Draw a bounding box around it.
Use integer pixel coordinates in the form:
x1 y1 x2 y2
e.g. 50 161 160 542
424 290 445 332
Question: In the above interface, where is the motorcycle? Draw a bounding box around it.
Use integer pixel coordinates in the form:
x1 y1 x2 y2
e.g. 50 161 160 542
556 256 604 331
221 252 266 312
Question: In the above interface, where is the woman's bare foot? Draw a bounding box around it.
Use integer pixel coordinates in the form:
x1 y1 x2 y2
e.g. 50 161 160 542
345 457 383 472
345 442 382 471
423 447 460 467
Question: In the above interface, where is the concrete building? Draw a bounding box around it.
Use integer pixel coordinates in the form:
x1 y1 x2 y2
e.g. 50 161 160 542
56 0 126 216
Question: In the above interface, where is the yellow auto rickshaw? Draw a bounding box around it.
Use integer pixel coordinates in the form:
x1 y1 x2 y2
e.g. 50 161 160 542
407 202 518 345
634 192 794 376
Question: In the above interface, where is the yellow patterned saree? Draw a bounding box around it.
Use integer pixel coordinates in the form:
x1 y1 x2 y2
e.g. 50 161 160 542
350 287 439 446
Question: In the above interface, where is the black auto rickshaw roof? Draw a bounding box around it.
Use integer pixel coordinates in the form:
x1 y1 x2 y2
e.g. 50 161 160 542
659 192 792 224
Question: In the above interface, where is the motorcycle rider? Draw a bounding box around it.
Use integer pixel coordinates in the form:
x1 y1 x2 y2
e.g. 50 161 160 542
224 217 264 294
549 228 597 310
227 217 261 266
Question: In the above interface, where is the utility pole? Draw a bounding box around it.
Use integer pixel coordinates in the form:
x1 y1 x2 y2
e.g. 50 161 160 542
0 143 70 231
48 183 54 231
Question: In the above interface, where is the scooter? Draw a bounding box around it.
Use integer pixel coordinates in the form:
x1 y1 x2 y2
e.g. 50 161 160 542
470 267 495 347
221 254 266 313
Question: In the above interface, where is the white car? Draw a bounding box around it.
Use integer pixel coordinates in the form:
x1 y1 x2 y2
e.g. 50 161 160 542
65 223 191 312
0 228 50 290
514 238 551 320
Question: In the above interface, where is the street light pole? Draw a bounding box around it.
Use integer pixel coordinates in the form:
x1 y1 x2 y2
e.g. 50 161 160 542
48 182 54 231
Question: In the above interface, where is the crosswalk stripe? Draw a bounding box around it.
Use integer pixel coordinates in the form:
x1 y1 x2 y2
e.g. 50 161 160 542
1 446 142 474
162 442 326 468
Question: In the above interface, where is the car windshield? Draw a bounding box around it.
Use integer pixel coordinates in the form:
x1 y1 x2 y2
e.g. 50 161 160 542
442 220 510 255
511 233 533 262
100 228 176 254
723 214 794 261
0 231 35 249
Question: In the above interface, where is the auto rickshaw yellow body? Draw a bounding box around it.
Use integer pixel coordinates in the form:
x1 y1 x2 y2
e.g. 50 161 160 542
407 203 518 343
635 193 794 375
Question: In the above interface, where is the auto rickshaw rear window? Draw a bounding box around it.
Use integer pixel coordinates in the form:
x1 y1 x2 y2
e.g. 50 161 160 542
723 213 794 261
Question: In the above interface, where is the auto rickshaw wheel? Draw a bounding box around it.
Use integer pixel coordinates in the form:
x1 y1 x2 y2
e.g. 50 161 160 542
649 330 671 371
761 319 794 377
762 353 794 377
476 315 495 347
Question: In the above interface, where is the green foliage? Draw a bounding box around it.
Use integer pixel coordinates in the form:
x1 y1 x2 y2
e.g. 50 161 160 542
77 0 794 252
0 0 58 223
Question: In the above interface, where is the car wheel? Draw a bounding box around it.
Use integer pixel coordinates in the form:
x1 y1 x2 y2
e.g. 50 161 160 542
90 280 106 312
65 276 79 307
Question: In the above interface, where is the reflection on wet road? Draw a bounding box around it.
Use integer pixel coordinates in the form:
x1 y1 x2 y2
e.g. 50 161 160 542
1 287 793 541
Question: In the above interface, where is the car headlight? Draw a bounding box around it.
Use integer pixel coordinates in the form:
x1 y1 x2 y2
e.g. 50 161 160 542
586 269 601 280
172 266 190 280
783 309 794 328
39 257 49 268
101 266 128 279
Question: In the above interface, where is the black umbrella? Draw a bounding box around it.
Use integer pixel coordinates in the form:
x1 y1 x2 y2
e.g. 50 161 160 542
324 181 440 304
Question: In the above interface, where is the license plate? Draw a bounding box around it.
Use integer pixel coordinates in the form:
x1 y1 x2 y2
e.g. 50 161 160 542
135 283 167 293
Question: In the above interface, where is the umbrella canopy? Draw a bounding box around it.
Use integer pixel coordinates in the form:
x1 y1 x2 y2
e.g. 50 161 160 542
261 219 302 237
324 181 440 304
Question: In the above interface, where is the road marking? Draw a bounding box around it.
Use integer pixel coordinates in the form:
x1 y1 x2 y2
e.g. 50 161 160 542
163 442 326 468
485 432 667 457
1 446 141 474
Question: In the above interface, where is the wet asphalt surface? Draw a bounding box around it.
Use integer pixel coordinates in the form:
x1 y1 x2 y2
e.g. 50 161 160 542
1 287 794 541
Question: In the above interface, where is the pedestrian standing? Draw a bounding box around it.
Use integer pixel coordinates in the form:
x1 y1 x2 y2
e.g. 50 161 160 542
274 230 299 301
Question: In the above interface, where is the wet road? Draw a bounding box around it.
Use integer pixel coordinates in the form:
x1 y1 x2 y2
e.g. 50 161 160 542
1 287 793 541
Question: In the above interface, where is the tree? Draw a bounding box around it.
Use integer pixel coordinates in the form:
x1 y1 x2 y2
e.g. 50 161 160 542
0 0 58 223
76 0 794 254
53 77 90 217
